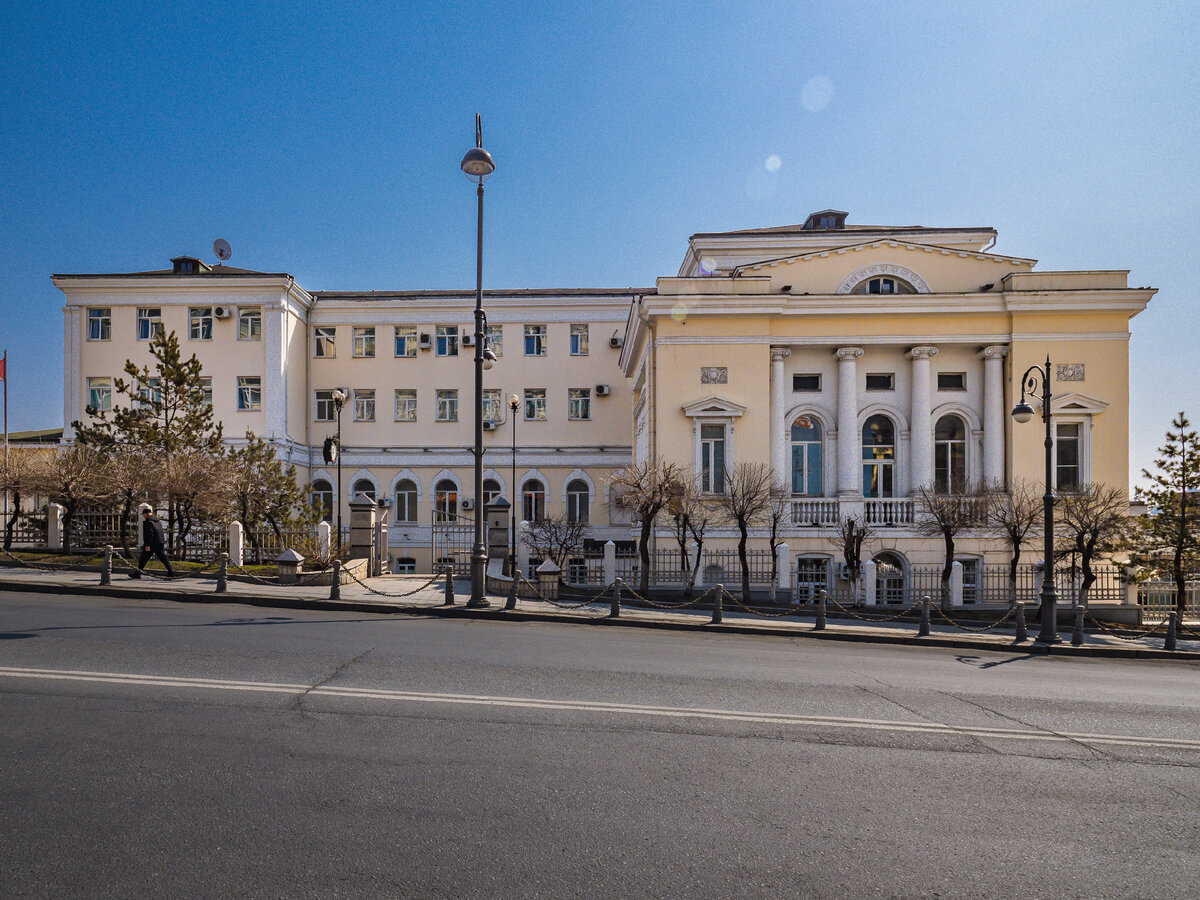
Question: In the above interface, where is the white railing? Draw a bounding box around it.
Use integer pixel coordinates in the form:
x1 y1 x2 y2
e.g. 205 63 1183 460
864 498 914 526
790 498 840 526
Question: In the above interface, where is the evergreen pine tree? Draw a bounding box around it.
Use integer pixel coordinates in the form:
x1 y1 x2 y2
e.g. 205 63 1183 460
1137 412 1200 615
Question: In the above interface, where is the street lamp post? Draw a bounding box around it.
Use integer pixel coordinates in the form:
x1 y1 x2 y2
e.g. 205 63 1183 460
462 114 497 608
509 393 520 577
1012 356 1060 644
323 388 348 548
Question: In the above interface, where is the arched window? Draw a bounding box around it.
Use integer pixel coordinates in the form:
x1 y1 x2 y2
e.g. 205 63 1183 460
934 414 967 494
851 276 916 295
790 416 823 496
566 479 590 523
352 479 375 502
435 479 457 522
862 415 896 498
874 551 906 604
483 478 502 507
522 479 546 522
394 479 418 523
311 480 333 523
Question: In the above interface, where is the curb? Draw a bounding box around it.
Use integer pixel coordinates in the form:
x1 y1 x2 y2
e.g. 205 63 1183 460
1 578 1197 662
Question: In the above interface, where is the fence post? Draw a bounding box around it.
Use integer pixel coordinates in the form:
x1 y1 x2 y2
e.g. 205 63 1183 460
216 552 228 594
317 521 331 561
862 560 877 606
47 503 64 552
1165 611 1178 652
100 544 112 585
1071 604 1085 646
329 559 341 601
815 589 826 631
775 542 789 603
918 596 931 637
1014 601 1027 643
602 540 616 588
515 520 530 579
608 579 621 618
711 585 723 625
443 562 455 605
950 561 964 607
228 520 244 567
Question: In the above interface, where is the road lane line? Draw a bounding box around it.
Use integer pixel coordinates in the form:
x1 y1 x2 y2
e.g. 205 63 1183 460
2 665 1198 752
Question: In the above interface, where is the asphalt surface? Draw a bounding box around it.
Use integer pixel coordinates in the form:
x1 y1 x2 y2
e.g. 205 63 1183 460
2 590 1198 899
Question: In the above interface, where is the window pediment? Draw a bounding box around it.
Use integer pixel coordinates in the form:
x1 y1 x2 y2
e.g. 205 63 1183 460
1049 393 1109 416
682 396 747 418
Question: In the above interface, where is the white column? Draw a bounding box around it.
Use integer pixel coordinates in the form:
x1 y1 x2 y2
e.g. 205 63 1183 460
862 558 877 606
516 520 531 577
47 503 64 551
228 521 244 566
770 348 792 484
602 540 616 586
951 560 964 607
979 345 1009 489
62 308 82 441
775 541 790 594
836 347 864 497
317 521 331 560
908 346 938 491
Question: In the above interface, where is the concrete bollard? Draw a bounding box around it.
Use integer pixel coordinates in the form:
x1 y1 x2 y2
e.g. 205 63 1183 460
443 563 454 605
504 569 518 611
711 585 723 625
815 589 826 631
1165 612 1178 652
216 552 228 593
608 579 621 618
1014 601 1027 643
101 545 112 586
330 559 341 601
1072 605 1085 646
918 596 931 637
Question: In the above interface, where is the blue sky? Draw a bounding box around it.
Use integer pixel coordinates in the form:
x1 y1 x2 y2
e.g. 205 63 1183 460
2 0 1197 483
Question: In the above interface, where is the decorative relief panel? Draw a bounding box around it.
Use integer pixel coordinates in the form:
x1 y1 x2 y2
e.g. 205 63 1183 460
1056 363 1085 382
701 367 728 384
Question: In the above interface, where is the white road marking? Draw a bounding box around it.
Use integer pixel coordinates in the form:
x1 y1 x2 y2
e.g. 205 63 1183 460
2 665 1197 752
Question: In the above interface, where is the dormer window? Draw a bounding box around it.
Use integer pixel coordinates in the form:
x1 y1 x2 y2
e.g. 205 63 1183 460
802 209 848 230
170 256 210 275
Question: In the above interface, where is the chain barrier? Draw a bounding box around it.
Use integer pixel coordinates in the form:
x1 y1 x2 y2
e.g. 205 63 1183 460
928 603 1017 634
0 547 73 573
722 588 807 619
825 594 923 624
340 566 443 600
517 574 614 611
1084 609 1170 643
614 579 711 611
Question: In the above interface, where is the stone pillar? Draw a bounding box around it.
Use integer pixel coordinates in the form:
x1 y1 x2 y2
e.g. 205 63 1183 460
228 520 244 567
602 540 616 586
775 541 790 594
47 503 64 551
908 346 938 490
349 499 377 564
979 345 1009 489
373 505 389 577
862 559 877 606
770 347 792 482
836 347 864 497
515 520 530 578
951 560 964 607
317 521 331 560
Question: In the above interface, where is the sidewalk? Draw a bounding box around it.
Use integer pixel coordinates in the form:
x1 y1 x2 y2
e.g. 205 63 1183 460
0 565 1197 660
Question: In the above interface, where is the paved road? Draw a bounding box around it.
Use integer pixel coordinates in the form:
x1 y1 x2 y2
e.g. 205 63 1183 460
2 591 1198 899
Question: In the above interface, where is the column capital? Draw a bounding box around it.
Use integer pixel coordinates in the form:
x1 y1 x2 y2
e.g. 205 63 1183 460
907 345 938 361
770 347 792 362
979 344 1010 360
835 346 864 361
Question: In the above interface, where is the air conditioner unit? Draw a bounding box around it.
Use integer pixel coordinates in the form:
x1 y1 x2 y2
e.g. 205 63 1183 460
213 306 233 319
461 498 475 511
595 384 611 396
483 421 497 431
609 335 623 348
462 333 475 347
418 333 432 349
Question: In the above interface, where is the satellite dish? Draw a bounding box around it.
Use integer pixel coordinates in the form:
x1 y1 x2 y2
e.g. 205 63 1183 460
213 238 232 263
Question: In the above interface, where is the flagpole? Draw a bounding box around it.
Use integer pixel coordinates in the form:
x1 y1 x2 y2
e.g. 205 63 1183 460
3 350 8 523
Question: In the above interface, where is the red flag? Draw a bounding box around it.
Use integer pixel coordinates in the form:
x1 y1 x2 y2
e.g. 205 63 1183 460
0 355 6 382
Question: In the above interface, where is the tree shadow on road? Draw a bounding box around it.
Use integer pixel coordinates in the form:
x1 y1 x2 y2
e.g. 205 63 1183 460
954 653 1041 670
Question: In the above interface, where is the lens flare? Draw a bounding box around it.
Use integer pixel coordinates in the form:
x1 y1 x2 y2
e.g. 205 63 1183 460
802 75 833 112
699 257 717 274
764 155 781 173
671 302 688 322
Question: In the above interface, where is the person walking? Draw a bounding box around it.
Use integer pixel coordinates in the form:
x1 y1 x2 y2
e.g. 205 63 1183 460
131 508 174 578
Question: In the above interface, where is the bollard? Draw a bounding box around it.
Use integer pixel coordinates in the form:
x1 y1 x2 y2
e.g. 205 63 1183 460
711 585 723 625
815 589 826 631
330 559 341 602
443 563 455 605
504 570 518 611
918 595 931 637
100 544 112 586
1014 601 1027 643
216 552 228 594
1165 612 1178 652
608 579 621 618
1071 604 1085 646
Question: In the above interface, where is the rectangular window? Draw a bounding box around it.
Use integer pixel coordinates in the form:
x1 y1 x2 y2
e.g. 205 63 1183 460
188 307 213 341
524 388 547 421
353 388 375 421
937 372 966 391
524 324 547 356
483 389 502 423
137 307 163 341
865 373 894 391
238 307 261 341
86 377 111 411
237 376 261 410
1056 423 1081 492
436 390 458 421
87 308 111 341
795 558 830 600
315 389 339 422
486 325 503 357
394 326 417 357
793 374 821 392
436 326 458 357
570 324 589 356
199 376 212 407
353 326 376 358
137 378 162 408
394 389 417 422
700 424 726 493
568 388 591 420
314 327 336 358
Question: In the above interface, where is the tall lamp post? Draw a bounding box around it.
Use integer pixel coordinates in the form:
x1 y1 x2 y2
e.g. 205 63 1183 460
1012 356 1060 643
462 114 497 608
509 393 520 577
322 388 348 547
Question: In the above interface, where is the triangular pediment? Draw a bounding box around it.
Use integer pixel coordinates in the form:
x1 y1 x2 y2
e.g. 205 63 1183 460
734 238 1036 273
1049 392 1109 415
682 396 747 418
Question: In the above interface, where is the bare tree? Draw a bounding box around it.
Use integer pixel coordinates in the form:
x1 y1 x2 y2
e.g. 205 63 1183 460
102 446 160 559
764 481 791 602
521 513 589 571
30 444 107 555
610 460 686 593
830 516 874 602
987 478 1042 604
913 485 993 608
665 476 715 597
164 449 225 560
1056 483 1132 606
0 449 37 551
717 462 774 600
